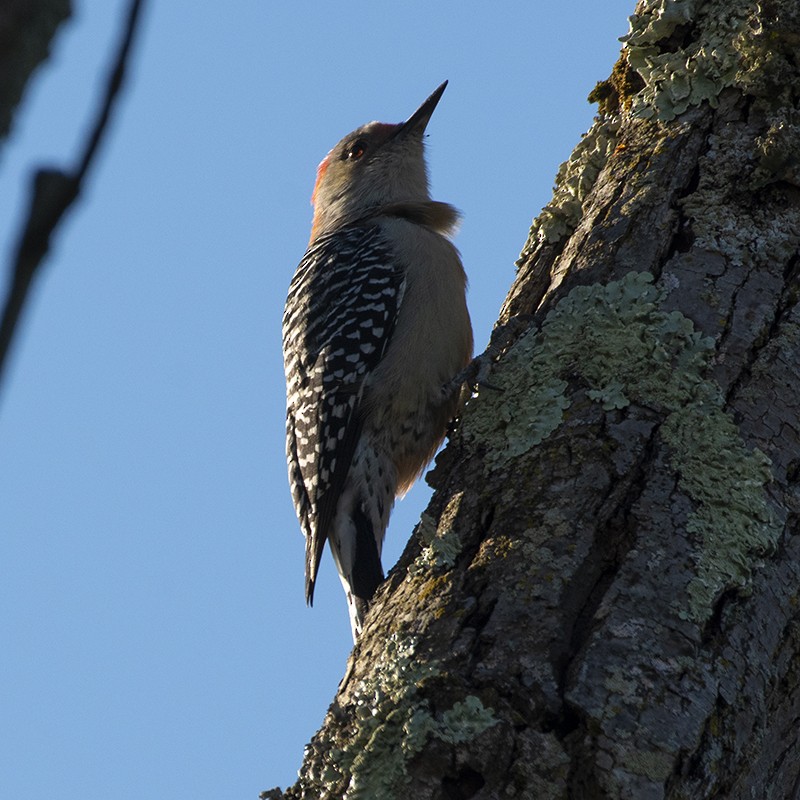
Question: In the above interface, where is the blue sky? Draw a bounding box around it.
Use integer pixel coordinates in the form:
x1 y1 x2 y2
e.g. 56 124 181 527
1 2 631 797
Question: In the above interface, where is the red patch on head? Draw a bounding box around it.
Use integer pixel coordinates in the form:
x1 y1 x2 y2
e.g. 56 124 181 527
311 153 331 208
309 153 333 245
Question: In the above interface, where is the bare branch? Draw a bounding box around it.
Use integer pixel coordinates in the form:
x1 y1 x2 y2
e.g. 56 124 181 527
0 0 146 392
0 0 72 145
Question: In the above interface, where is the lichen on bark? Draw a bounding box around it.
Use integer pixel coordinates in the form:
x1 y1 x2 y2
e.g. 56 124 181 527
463 270 779 617
297 634 497 799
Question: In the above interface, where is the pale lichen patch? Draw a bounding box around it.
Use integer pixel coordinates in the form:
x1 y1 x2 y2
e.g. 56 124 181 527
408 494 464 577
662 407 779 616
516 118 621 259
462 271 777 619
438 695 498 744
518 0 793 267
622 0 754 121
619 748 675 781
462 271 713 469
307 635 498 798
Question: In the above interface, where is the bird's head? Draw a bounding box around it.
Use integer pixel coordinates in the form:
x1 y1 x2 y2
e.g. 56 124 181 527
309 81 448 244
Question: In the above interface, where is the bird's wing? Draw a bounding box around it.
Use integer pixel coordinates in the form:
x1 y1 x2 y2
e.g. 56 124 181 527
282 223 404 604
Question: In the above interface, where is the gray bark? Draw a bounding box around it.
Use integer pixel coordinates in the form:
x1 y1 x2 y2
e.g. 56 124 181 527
266 0 800 797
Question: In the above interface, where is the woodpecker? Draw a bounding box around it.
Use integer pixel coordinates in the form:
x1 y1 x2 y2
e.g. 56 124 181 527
283 81 473 640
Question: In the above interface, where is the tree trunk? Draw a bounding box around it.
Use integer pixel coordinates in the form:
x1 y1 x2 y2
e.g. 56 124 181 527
266 0 800 797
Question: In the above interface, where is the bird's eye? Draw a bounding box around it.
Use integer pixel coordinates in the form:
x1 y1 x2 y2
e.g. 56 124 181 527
345 140 368 161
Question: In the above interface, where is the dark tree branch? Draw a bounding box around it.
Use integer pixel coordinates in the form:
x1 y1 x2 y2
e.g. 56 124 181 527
0 0 146 392
0 0 72 145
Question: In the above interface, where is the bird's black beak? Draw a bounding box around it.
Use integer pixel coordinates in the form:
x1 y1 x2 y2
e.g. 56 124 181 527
393 81 448 139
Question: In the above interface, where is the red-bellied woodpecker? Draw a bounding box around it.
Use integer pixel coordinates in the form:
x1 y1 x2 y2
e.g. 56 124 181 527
283 81 473 640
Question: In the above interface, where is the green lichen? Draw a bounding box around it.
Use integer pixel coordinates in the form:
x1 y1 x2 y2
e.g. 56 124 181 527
587 379 630 411
408 496 463 576
663 407 779 615
415 512 438 547
438 696 498 743
461 271 778 619
671 3 800 262
521 0 749 257
622 0 753 121
309 635 497 798
615 0 800 125
516 118 621 260
667 4 800 264
620 748 675 781
604 667 644 704
462 271 714 469
521 1 794 268
626 0 701 42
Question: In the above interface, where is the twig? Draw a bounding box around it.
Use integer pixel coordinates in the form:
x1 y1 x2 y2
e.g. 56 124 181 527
0 0 146 392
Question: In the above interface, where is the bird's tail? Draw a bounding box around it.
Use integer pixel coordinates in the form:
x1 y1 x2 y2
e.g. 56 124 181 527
329 501 385 642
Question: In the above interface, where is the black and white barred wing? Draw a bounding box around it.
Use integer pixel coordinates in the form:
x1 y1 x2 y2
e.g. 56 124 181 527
282 224 403 603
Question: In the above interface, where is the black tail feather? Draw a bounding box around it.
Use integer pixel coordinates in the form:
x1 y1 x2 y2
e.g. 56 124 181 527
350 504 384 603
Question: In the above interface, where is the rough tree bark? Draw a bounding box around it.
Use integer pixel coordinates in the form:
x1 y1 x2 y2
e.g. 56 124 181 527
266 0 800 797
